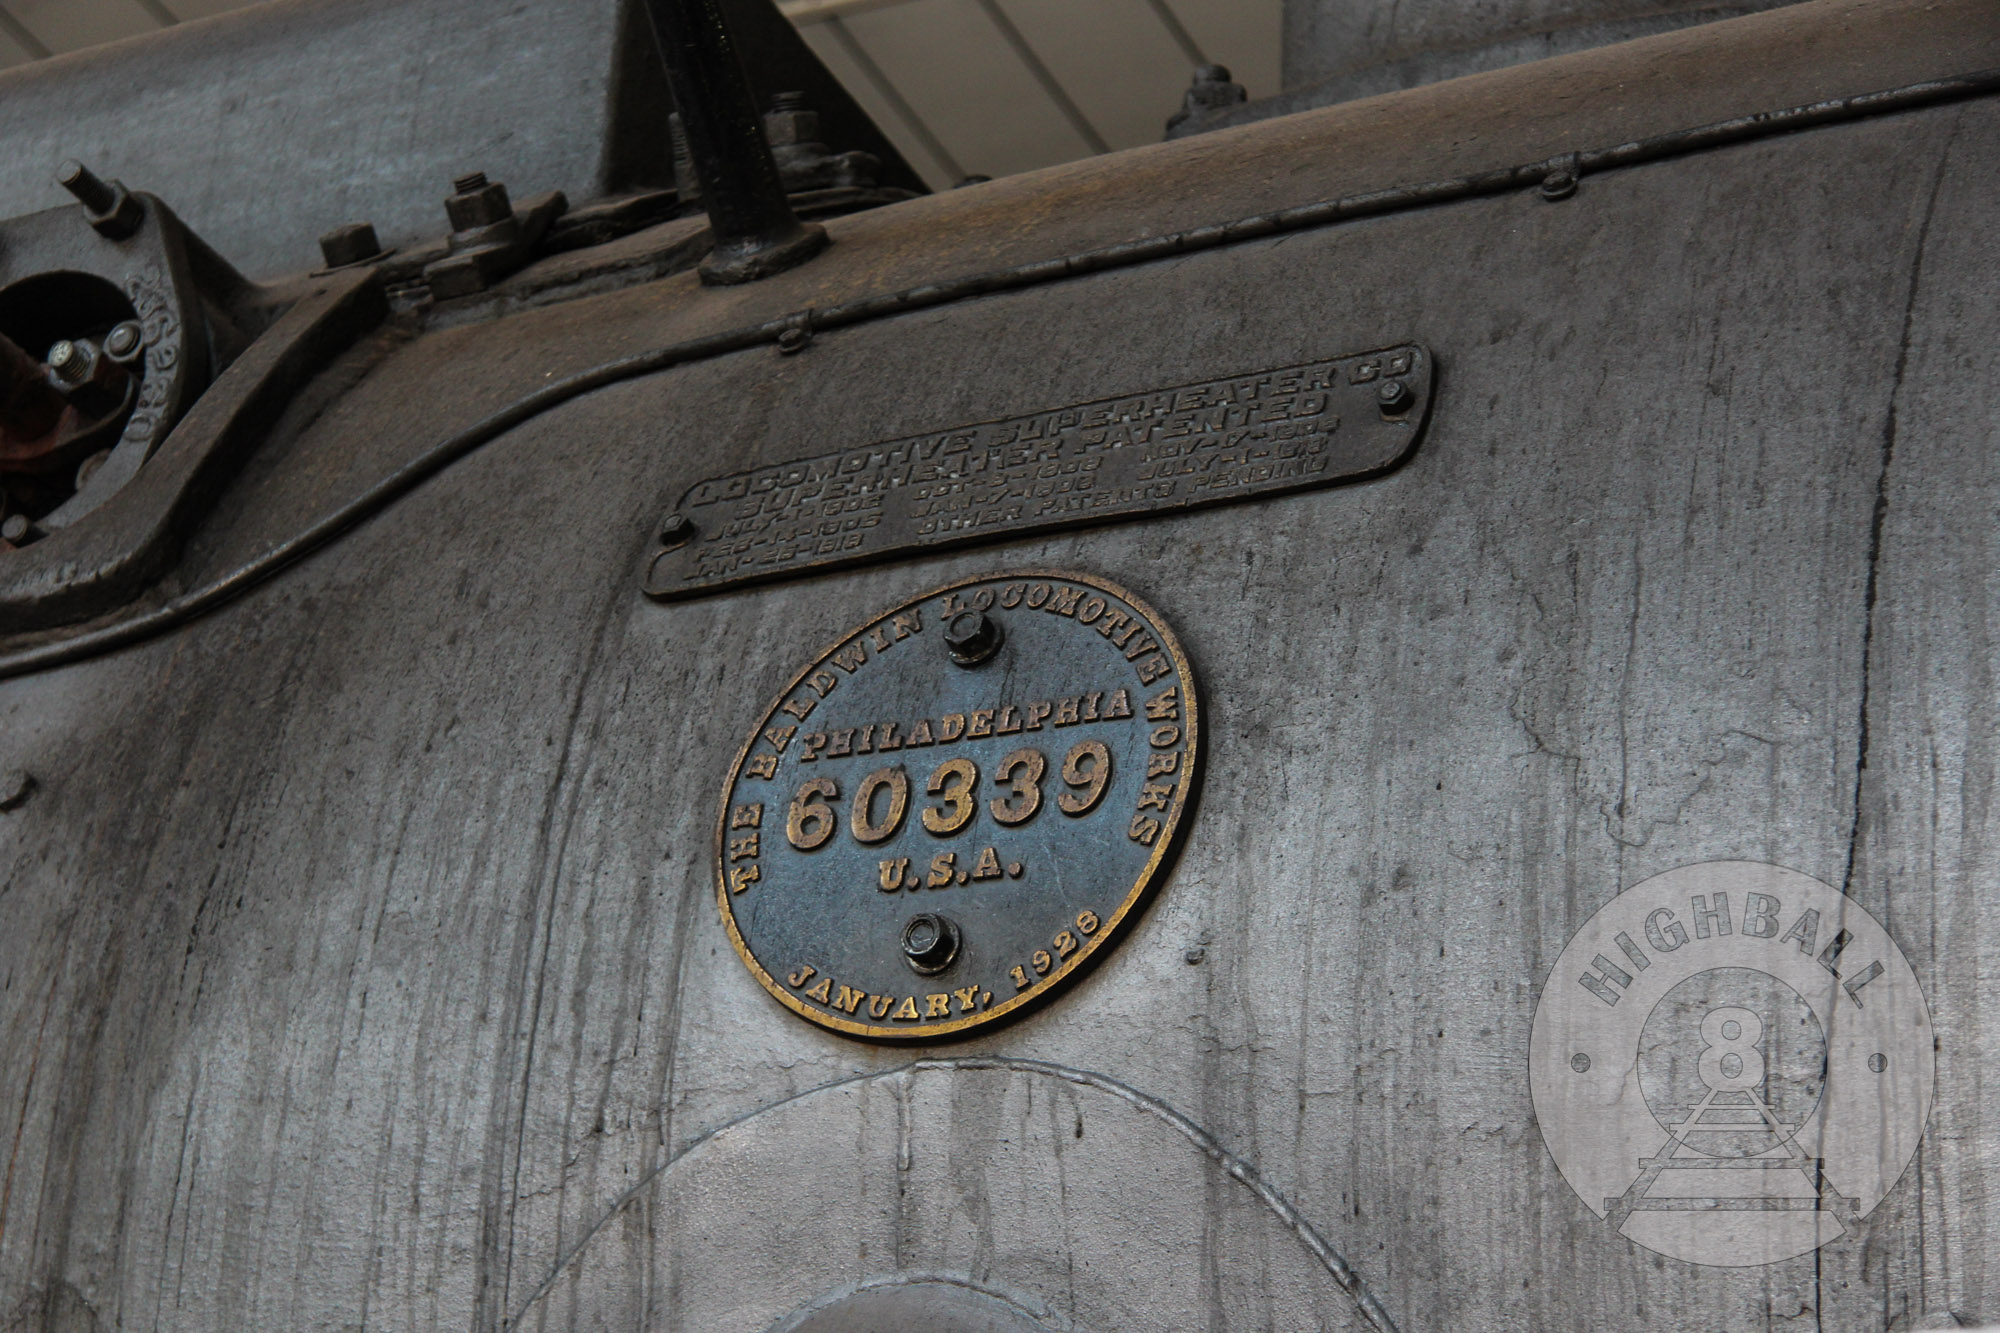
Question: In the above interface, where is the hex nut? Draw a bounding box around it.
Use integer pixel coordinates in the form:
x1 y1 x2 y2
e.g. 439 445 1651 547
943 609 1004 666
446 177 513 233
659 512 696 548
902 913 961 975
319 222 383 269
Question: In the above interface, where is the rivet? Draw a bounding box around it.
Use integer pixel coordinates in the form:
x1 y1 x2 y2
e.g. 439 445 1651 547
0 769 36 812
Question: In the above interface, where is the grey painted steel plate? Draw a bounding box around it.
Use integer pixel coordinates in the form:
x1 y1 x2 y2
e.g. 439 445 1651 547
646 345 1432 600
716 570 1199 1041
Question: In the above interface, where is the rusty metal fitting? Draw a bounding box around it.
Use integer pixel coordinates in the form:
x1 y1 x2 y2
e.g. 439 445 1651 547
763 91 820 148
43 337 129 417
1377 379 1414 414
45 341 88 385
56 160 144 239
445 173 514 233
902 913 960 975
943 609 1004 666
0 333 66 440
318 222 384 269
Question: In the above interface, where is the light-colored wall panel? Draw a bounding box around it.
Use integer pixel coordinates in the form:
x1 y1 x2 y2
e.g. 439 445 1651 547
1002 0 1201 149
163 0 267 19
0 13 44 68
8 0 165 53
843 0 1095 179
798 20 963 188
1163 0 1283 95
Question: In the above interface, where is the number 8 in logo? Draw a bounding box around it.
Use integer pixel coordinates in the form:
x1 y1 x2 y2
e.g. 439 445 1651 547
1697 1005 1765 1092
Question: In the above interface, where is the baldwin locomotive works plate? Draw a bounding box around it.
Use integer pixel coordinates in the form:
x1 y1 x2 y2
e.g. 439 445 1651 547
716 570 1200 1040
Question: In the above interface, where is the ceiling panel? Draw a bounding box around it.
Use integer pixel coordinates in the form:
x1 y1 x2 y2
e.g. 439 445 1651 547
798 20 963 186
841 0 1097 181
5 0 169 55
1165 0 1282 97
0 13 45 66
161 0 265 17
1001 0 1197 150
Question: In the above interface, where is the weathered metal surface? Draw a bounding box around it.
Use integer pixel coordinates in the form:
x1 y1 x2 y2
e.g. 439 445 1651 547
717 571 1199 1040
646 346 1429 598
0 0 919 284
775 1276 1053 1332
1255 1 1798 126
0 4 1995 1332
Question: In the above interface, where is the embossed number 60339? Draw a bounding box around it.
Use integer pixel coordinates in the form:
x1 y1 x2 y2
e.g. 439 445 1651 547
783 741 1114 852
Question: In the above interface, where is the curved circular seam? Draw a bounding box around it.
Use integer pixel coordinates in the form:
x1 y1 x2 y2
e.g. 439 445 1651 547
765 1270 1073 1333
5 68 1986 681
502 1055 1400 1333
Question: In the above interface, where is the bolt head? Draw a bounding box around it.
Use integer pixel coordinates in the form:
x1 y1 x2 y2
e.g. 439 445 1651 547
103 321 142 359
0 514 28 544
943 609 1003 666
902 912 961 975
1539 169 1578 201
1376 379 1413 414
659 512 695 548
446 181 512 233
763 106 819 148
319 222 383 269
776 326 810 354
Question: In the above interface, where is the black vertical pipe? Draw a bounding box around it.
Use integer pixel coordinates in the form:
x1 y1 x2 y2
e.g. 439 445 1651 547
640 0 828 284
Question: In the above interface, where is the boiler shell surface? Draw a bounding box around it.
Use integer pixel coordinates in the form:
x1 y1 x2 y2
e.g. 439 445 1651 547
0 2 1995 1330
